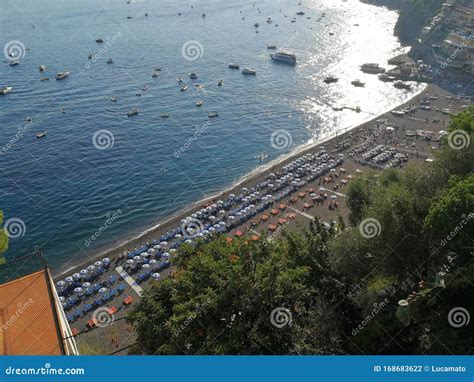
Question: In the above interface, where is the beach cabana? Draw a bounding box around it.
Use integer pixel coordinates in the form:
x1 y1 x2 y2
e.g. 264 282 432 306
270 209 279 215
278 203 287 210
261 214 269 221
278 218 287 225
235 230 244 237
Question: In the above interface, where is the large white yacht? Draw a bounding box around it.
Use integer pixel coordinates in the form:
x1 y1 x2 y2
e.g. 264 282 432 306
270 52 297 65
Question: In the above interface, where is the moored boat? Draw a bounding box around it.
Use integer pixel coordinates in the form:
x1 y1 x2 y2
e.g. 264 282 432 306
208 112 219 118
9 60 20 66
360 63 385 74
270 52 297 65
217 79 223 86
394 81 411 90
324 76 338 84
0 86 13 95
196 100 203 106
55 71 70 80
228 63 240 69
39 65 46 72
189 72 198 79
351 79 365 87
36 130 47 139
127 108 139 117
242 68 257 75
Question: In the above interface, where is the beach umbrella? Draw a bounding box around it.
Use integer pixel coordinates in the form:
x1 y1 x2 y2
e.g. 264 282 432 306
87 265 95 272
236 212 242 216
219 210 226 214
169 249 177 253
185 239 193 244
142 264 150 268
160 241 168 246
140 252 149 257
211 204 217 209
209 227 216 232
57 280 65 287
152 273 161 279
331 195 337 199
197 233 204 237
209 215 216 220
162 253 170 258
65 276 73 283
206 206 213 211
99 287 108 294
196 211 203 216
191 213 197 218
126 259 134 265
133 255 141 261
59 296 65 302
82 282 91 288
94 261 102 267
73 273 81 279
229 193 235 198
102 257 110 264
148 248 155 253
80 269 88 275
149 259 157 264
74 287 83 294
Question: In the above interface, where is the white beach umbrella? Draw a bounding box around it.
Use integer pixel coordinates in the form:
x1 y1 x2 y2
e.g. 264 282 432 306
169 249 177 253
99 287 108 294
95 261 102 267
102 257 110 264
152 273 161 279
133 255 141 261
142 264 150 268
126 259 134 264
57 280 65 287
73 273 81 279
82 282 91 288
149 259 157 264
175 233 182 239
65 276 73 283
162 253 170 258
74 287 83 294
87 265 95 271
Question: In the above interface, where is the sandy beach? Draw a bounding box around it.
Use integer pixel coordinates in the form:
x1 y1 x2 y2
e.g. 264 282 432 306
54 82 468 280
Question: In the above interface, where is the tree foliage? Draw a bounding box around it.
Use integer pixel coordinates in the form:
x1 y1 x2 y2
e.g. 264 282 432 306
128 108 473 355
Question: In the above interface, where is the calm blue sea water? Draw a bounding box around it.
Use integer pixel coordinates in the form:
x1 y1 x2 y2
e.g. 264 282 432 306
0 0 423 271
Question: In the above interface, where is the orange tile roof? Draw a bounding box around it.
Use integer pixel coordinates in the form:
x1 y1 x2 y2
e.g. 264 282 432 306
0 270 63 355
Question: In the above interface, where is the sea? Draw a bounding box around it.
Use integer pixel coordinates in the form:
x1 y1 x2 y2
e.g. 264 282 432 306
0 0 424 272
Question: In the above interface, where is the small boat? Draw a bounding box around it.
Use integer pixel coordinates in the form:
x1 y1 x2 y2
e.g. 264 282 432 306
394 81 411 90
55 71 70 80
161 113 170 118
196 100 203 106
189 72 198 80
254 23 259 27
40 77 49 81
267 18 272 24
324 76 338 84
0 86 13 95
202 13 206 17
267 45 277 50
180 85 188 91
351 79 365 87
60 108 66 114
88 54 93 59
242 68 256 75
228 63 240 69
136 92 141 96
27 116 32 123
217 79 224 86
270 52 297 65
9 60 20 66
36 130 47 139
141 85 147 91
208 112 219 118
145 13 148 17
332 106 344 111
360 63 385 74
127 108 139 117
152 73 158 78
296 11 305 15
127 16 132 19
107 58 113 64
96 38 104 43
110 97 117 102
378 73 396 82
39 65 46 72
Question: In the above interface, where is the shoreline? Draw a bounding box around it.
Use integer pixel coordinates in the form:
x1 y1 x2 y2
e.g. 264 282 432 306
53 83 429 279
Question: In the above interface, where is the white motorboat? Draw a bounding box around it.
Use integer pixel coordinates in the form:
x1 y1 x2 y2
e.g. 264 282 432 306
208 112 219 118
242 68 256 75
0 86 13 95
39 65 46 72
55 71 70 80
270 52 296 65
127 108 139 117
9 60 20 66
36 130 47 139
228 63 240 69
